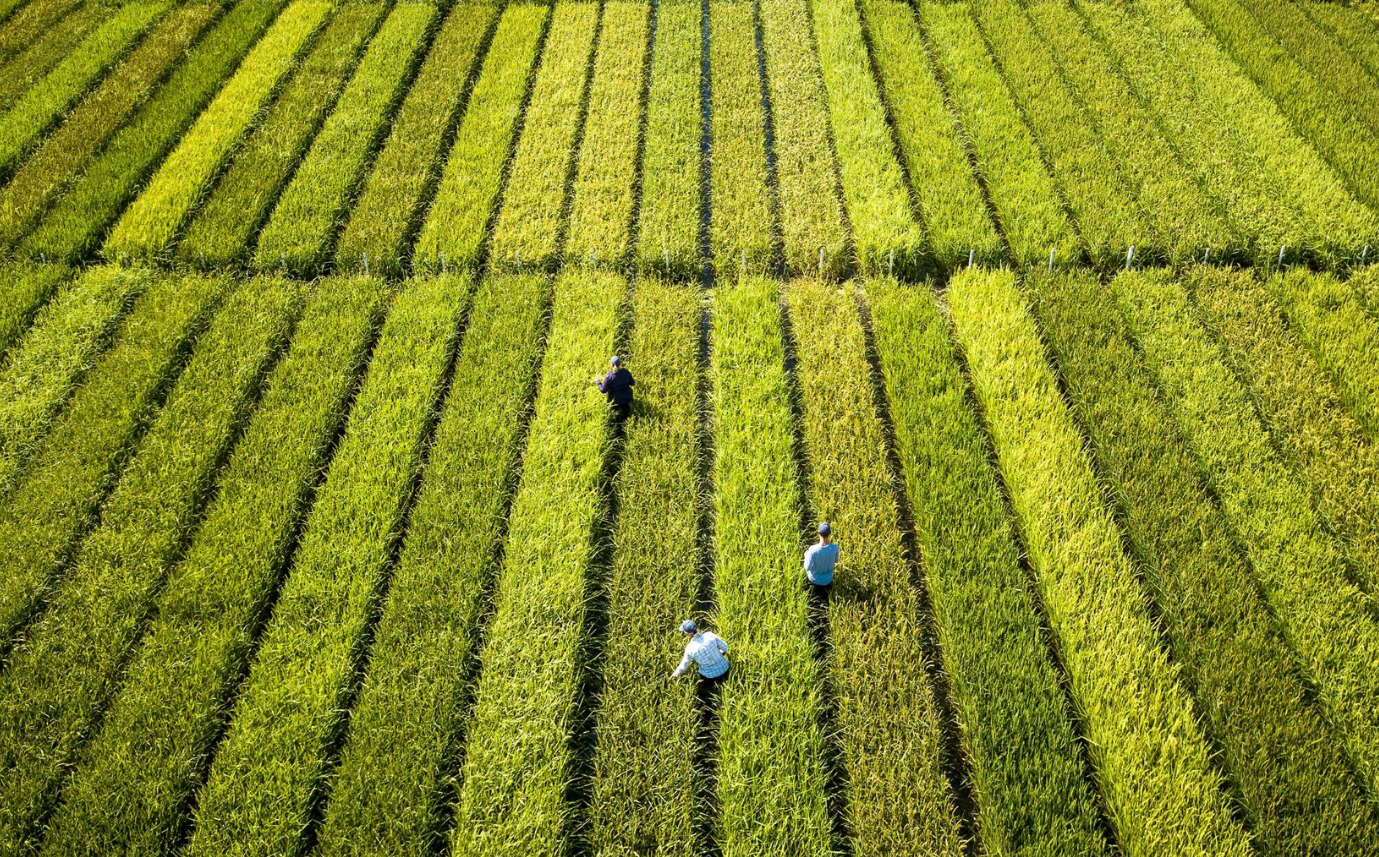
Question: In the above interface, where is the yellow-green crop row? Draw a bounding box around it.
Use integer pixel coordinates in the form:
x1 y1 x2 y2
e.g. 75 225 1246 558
41 276 386 857
0 261 70 358
185 274 468 857
1028 268 1379 855
0 275 304 854
1356 265 1379 317
315 273 551 856
254 2 437 277
0 0 83 57
947 267 1251 857
105 0 332 262
334 2 500 278
412 3 549 274
866 278 1107 855
1112 267 1379 798
711 277 831 857
586 279 701 857
0 2 104 110
178 3 387 269
1300 0 1379 86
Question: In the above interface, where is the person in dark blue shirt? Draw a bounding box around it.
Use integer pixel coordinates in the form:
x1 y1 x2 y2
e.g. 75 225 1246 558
597 355 635 422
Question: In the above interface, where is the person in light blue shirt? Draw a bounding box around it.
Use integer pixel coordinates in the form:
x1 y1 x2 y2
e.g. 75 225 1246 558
804 521 839 596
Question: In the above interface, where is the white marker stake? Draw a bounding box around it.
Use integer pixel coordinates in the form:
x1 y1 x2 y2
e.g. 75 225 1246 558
819 247 825 278
1126 245 1134 270
968 248 974 269
664 246 670 275
362 252 369 277
1278 245 1286 268
440 252 447 273
1048 246 1055 271
1362 245 1369 265
1204 247 1210 265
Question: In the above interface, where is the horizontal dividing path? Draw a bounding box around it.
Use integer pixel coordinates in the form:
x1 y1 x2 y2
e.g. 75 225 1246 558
176 2 389 270
0 276 305 854
1187 268 1379 597
412 2 550 274
0 271 228 656
585 279 701 857
0 1 103 111
334 2 500 278
38 275 389 857
314 273 554 856
784 280 959 856
710 277 831 856
0 261 71 359
853 0 999 271
946 268 1251 857
444 269 622 857
1111 267 1379 800
864 278 1107 855
183 273 471 857
1027 268 1379 854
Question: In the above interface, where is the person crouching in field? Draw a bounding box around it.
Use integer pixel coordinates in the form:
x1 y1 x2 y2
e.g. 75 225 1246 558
804 521 838 601
596 355 635 423
670 620 729 700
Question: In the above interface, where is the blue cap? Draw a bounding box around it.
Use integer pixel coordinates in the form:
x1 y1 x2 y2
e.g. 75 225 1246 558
680 619 697 634
818 521 831 536
610 355 622 367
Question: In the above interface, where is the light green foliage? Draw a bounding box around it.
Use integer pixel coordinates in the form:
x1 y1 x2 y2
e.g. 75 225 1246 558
39 276 387 857
566 0 651 268
1112 267 1379 798
178 3 387 269
1029 268 1379 856
947 267 1251 857
487 2 600 272
105 0 332 261
334 3 499 277
412 3 549 273
0 277 303 854
0 2 104 110
711 277 831 857
635 0 701 278
786 280 959 855
254 3 437 276
1301 0 1379 85
185 274 468 857
587 279 700 857
855 0 998 270
1356 265 1379 316
0 261 71 358
810 0 921 276
867 278 1106 856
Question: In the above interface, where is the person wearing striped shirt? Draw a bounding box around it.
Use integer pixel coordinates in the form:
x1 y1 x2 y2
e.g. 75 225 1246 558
670 619 729 686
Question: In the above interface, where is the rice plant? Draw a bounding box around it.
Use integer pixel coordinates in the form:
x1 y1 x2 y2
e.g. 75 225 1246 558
0 2 103 110
0 261 71 359
1300 0 1379 86
0 0 83 57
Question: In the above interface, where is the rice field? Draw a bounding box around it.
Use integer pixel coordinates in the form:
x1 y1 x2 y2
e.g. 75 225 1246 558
2 0 1379 853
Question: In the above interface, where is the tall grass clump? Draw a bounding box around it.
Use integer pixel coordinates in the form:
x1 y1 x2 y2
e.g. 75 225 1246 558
486 2 601 273
0 277 304 854
333 3 500 278
411 4 549 274
1301 0 1379 86
757 0 848 278
104 0 332 262
253 3 437 277
947 267 1252 857
40 276 388 857
710 276 831 857
185 274 469 857
866 278 1106 855
586 279 700 857
0 3 103 111
1356 265 1379 316
0 264 150 493
1029 267 1379 855
0 5 218 252
919 2 1076 269
565 0 651 268
0 261 71 358
855 0 999 270
1112 267 1379 798
446 270 622 857
0 0 83 57
708 0 772 276
21 0 291 262
178 3 387 269
316 273 551 857
810 0 922 276
635 0 701 279
786 280 960 855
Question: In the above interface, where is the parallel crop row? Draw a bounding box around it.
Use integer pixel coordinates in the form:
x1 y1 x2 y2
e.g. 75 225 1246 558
40 276 388 857
0 0 83 58
0 2 103 111
0 261 71 358
946 267 1251 857
185 274 469 857
866 278 1106 855
0 276 304 854
1028 268 1379 855
1301 0 1379 87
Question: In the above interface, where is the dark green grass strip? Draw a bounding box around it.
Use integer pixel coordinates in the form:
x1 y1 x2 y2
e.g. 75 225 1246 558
786 279 961 855
866 278 1107 856
0 0 83 58
0 271 228 658
314 273 552 857
0 276 304 854
177 2 387 270
710 277 831 857
39 275 388 857
0 2 104 111
183 274 469 857
333 2 500 278
1029 267 1379 855
21 0 290 263
0 261 72 360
